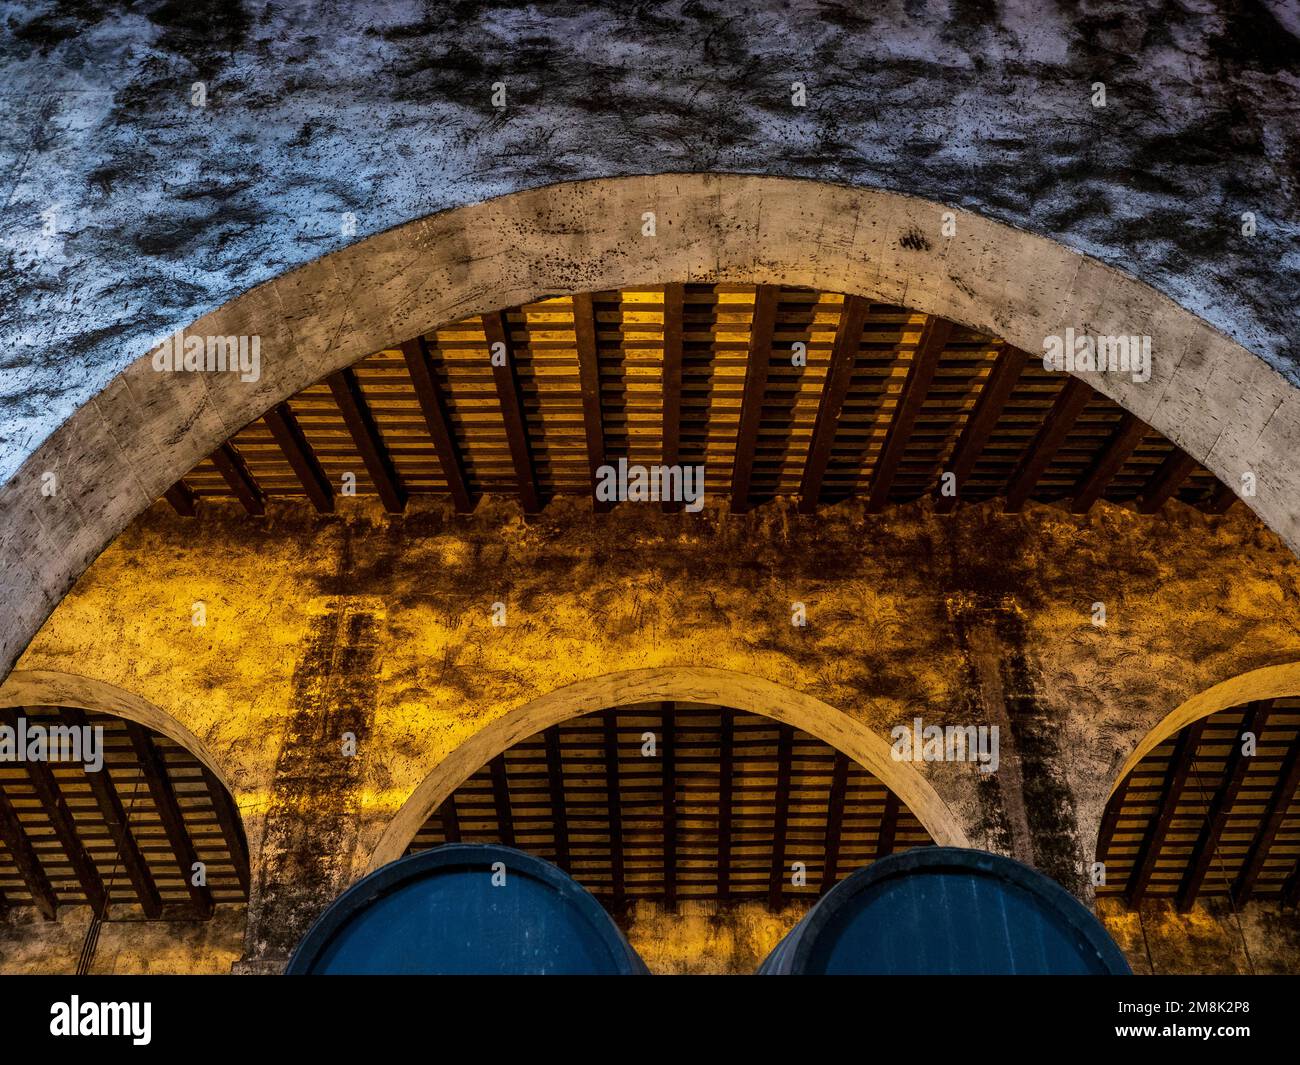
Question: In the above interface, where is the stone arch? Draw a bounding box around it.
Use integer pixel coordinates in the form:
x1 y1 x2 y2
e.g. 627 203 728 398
0 668 239 798
368 665 970 871
1106 661 1300 803
3 174 1295 679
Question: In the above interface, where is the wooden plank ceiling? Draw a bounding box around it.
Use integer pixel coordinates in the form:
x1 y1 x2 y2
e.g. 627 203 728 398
406 702 934 911
0 708 249 920
165 285 1233 517
1097 698 1300 910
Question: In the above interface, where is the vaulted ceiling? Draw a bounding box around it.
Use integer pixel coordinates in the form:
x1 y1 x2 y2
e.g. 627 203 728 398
163 285 1234 519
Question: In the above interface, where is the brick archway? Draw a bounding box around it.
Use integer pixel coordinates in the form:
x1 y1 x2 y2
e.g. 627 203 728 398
3 174 1295 681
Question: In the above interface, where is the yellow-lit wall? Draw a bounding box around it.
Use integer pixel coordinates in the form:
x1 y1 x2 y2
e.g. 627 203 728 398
6 493 1300 973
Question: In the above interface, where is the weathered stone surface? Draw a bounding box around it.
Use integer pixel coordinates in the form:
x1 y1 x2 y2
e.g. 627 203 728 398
2 0 1298 483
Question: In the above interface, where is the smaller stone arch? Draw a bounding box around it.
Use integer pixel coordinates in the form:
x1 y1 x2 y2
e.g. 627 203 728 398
0 669 238 794
369 666 969 872
1095 662 1300 912
0 669 250 935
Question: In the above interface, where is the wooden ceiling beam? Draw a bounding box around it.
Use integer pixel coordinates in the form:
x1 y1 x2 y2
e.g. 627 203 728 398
1232 723 1300 904
200 766 250 897
211 443 265 516
572 292 611 514
264 402 334 513
732 285 779 514
876 790 900 860
401 336 474 513
163 480 198 517
820 750 850 892
1 708 107 916
1071 412 1147 514
602 710 626 910
488 754 515 848
328 367 407 513
717 711 734 902
660 284 685 514
799 295 871 513
1177 701 1271 912
1125 721 1204 906
934 343 1028 513
543 726 569 872
126 722 214 919
483 311 542 514
0 767 58 919
866 315 952 512
661 705 677 910
1004 377 1092 512
60 708 162 918
768 723 794 910
438 792 461 844
1138 449 1198 514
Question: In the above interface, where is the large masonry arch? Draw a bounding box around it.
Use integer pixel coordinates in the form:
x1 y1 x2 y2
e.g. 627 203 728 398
369 665 971 871
3 174 1296 679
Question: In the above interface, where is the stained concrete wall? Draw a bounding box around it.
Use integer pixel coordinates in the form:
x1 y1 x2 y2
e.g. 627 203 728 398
5 492 1300 973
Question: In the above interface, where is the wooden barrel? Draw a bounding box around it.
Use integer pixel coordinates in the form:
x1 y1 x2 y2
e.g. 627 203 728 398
288 844 648 975
760 847 1131 975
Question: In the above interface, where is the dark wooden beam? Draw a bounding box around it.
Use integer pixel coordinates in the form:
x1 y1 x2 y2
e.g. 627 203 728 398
488 754 515 848
876 790 900 860
1004 377 1093 512
1206 480 1240 515
717 711 734 901
542 726 569 872
0 708 106 916
438 792 461 845
483 311 542 514
1138 449 1198 514
768 724 794 910
1125 721 1204 906
866 315 952 512
731 285 778 513
1283 862 1300 907
1094 778 1130 875
934 343 1028 513
1177 702 1271 911
401 336 474 513
200 766 250 897
572 292 611 513
0 767 58 919
661 284 685 515
820 750 850 892
210 443 265 516
163 480 198 517
1232 721 1300 904
1071 412 1148 514
126 722 213 919
328 367 406 513
264 402 334 513
799 295 871 513
602 710 626 909
660 705 677 909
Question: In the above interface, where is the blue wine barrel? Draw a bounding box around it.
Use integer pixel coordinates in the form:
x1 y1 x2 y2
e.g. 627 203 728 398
288 843 648 975
760 847 1131 975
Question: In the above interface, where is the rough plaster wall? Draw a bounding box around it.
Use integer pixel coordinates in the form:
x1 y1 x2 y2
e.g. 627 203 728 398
1098 899 1300 975
9 493 1300 969
623 901 808 975
2 0 1298 479
0 906 246 975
